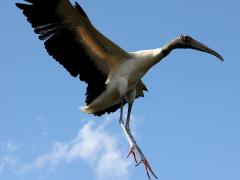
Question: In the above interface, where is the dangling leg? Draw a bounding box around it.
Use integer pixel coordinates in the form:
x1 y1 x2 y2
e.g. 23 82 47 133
119 98 124 125
119 98 138 163
124 102 138 163
125 102 158 180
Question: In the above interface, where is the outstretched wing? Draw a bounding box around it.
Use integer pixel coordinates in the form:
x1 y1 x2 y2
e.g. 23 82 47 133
16 0 131 114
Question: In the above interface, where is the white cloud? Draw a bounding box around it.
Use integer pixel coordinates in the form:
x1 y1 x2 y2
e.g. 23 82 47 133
0 155 17 174
1 141 18 153
19 120 132 180
0 112 142 179
0 141 18 174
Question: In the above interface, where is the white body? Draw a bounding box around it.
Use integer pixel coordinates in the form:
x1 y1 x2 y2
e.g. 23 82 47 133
81 48 163 113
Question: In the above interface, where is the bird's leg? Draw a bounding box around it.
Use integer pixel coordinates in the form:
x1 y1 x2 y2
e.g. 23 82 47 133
118 99 138 163
119 99 130 144
119 99 133 149
124 103 138 163
119 98 125 125
125 103 158 180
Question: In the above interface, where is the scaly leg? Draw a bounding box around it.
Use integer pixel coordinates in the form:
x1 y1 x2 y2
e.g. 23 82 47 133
125 103 158 180
119 99 138 163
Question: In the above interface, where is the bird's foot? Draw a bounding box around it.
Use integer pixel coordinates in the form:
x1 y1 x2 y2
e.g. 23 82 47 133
127 144 158 179
136 153 158 180
127 145 138 164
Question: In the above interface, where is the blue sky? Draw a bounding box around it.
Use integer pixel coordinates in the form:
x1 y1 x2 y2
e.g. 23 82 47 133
1 0 240 180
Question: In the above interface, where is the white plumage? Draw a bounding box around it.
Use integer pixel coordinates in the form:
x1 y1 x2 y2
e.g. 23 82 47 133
16 0 223 179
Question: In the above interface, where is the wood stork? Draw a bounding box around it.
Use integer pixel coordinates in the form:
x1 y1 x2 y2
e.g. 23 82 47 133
16 0 223 179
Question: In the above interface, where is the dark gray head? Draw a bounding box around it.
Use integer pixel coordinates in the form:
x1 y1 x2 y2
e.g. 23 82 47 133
172 35 224 61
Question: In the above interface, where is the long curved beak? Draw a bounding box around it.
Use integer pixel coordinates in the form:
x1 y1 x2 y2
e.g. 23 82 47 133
174 35 224 61
189 37 224 61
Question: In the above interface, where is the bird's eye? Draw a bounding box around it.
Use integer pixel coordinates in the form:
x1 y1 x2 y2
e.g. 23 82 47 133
179 35 191 42
178 35 193 46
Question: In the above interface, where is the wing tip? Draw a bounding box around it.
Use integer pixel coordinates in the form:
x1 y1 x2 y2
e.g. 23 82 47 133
15 3 23 9
74 2 88 18
80 106 94 114
16 2 31 10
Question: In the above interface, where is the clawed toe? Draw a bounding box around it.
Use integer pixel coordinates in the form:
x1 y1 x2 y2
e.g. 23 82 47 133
127 145 138 163
127 145 158 179
136 155 158 179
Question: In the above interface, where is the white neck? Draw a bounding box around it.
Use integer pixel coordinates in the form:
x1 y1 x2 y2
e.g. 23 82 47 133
129 47 166 72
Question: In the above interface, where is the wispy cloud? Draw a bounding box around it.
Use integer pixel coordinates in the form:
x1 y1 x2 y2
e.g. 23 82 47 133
0 112 141 180
0 155 17 174
18 120 132 180
1 141 18 153
0 141 18 174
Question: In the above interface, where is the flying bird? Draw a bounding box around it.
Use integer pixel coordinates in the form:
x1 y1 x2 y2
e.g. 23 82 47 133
16 0 223 179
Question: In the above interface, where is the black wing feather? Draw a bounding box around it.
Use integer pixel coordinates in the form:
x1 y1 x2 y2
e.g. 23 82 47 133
16 0 132 116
